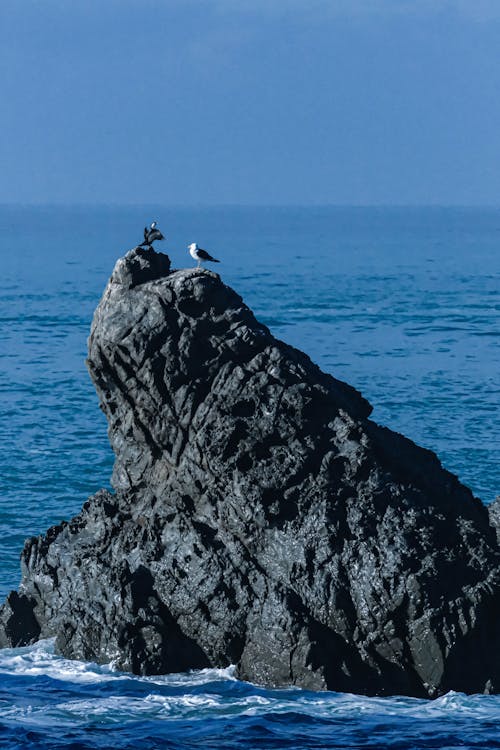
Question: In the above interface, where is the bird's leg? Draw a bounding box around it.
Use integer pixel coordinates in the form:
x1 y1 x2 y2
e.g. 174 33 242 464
197 260 201 268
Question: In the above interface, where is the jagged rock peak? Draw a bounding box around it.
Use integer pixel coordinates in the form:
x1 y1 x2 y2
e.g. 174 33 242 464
2 247 500 699
110 245 171 287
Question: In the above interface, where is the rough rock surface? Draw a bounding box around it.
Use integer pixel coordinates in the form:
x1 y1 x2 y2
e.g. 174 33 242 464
2 246 500 697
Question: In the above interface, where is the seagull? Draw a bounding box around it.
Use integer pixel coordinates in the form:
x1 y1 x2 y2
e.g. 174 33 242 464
142 222 165 247
188 242 220 268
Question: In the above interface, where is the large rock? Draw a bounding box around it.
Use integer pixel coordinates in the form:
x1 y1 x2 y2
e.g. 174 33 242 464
2 246 500 697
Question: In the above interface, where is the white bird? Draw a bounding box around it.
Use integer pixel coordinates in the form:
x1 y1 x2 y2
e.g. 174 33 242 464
188 242 220 268
142 221 165 246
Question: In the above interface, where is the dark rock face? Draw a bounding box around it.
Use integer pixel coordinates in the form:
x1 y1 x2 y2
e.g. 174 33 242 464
2 245 500 697
488 497 500 545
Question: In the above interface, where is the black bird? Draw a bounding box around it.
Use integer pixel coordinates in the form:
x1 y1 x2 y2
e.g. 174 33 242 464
188 242 220 268
142 221 165 246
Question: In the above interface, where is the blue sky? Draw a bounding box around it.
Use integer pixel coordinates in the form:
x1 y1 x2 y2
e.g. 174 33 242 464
1 0 500 205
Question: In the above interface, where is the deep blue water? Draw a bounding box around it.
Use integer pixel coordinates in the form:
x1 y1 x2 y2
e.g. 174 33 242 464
0 206 499 748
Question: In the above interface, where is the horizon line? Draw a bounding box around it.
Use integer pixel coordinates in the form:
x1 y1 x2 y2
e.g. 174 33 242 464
1 202 500 210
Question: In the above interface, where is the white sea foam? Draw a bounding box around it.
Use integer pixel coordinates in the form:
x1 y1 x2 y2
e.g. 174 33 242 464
0 639 236 687
1 697 158 727
140 664 237 687
0 639 123 685
2 640 500 728
5 687 500 731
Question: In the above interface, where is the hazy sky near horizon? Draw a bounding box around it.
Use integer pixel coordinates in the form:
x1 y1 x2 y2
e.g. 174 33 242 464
2 0 500 205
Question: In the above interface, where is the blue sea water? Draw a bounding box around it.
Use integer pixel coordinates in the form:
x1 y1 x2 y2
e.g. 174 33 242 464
0 205 499 748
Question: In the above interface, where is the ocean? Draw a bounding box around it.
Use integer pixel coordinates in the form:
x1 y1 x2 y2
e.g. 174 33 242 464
0 205 499 748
